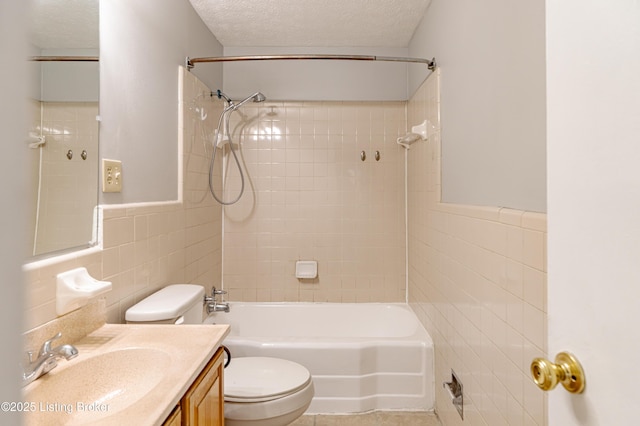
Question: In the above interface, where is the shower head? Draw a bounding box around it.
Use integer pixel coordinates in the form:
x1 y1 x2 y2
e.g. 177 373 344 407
233 92 266 109
252 92 266 103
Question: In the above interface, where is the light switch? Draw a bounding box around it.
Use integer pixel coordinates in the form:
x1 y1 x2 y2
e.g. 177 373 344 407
102 159 122 193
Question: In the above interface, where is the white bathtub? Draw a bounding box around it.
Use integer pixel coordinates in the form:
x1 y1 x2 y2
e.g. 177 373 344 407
204 303 434 413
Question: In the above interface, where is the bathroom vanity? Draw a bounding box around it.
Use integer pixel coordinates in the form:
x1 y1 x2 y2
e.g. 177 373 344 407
165 345 225 425
22 324 229 425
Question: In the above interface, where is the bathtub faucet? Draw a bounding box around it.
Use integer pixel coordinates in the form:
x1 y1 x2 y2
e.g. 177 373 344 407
205 286 229 313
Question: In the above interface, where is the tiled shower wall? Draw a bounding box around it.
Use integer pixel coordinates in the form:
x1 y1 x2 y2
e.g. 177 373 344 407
221 101 407 302
22 68 223 329
407 70 548 425
27 101 99 256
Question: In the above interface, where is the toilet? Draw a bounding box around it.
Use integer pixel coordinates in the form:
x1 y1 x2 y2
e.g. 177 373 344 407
125 284 314 426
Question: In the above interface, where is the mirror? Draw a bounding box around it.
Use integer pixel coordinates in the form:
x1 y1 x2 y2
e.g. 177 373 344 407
26 0 99 258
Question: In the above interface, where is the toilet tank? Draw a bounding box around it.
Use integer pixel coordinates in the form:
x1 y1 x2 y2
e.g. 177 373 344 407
125 284 205 324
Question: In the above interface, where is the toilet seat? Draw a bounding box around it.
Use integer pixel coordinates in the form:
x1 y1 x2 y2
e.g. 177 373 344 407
224 357 312 403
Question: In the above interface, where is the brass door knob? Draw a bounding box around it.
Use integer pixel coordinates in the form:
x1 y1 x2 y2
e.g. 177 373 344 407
530 352 585 393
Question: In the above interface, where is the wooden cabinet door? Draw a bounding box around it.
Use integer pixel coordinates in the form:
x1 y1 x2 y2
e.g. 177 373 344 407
182 347 224 426
163 406 182 426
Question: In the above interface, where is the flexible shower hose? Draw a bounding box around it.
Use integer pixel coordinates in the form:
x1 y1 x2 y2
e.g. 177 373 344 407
208 106 245 205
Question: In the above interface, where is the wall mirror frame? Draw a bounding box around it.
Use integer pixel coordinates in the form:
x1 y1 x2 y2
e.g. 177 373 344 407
27 0 100 260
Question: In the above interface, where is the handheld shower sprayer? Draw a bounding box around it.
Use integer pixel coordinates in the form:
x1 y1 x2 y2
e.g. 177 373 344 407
215 90 266 111
208 90 267 205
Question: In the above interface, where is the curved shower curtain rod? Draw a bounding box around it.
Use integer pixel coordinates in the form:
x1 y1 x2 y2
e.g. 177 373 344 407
185 54 436 71
30 56 99 62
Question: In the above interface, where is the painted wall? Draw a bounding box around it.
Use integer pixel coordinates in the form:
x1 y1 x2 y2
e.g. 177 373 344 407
407 71 548 425
222 47 413 101
408 0 546 212
28 48 99 102
1 1 27 420
100 0 223 204
39 49 99 102
547 0 640 424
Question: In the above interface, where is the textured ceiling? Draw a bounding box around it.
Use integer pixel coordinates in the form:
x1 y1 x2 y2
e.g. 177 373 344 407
30 0 99 49
189 0 432 47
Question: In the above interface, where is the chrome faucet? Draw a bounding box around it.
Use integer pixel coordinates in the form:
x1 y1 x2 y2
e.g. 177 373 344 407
205 286 230 313
22 332 79 386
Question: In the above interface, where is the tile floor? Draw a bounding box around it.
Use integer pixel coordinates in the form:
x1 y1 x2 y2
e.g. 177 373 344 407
290 411 441 425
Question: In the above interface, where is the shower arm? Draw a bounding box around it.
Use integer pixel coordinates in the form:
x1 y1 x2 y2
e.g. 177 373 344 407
215 89 233 105
186 54 436 71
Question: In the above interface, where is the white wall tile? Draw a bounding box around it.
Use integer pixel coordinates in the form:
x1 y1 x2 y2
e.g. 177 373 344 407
222 101 407 302
407 70 547 426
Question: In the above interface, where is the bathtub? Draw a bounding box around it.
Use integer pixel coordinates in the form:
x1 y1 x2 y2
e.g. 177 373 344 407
204 303 434 413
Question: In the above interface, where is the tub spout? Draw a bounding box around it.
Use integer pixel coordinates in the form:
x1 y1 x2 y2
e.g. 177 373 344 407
207 301 229 313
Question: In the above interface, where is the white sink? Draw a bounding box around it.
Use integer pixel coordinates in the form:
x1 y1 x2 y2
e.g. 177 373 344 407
24 348 171 425
21 323 230 425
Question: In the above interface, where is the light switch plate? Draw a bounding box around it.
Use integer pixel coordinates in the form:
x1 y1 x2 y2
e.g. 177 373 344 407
102 159 122 193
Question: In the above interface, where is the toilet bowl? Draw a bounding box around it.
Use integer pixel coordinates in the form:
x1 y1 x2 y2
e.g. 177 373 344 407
125 284 314 426
224 357 314 426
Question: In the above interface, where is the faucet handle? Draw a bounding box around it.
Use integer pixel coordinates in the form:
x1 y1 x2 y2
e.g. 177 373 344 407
211 287 227 295
40 332 62 356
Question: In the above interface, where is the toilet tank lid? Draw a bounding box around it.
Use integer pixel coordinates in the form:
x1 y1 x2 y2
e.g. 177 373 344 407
125 284 205 322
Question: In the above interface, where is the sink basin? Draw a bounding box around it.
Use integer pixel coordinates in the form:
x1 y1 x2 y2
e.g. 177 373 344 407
24 348 171 425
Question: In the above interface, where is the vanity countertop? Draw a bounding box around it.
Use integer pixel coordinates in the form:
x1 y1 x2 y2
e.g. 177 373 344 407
22 323 230 425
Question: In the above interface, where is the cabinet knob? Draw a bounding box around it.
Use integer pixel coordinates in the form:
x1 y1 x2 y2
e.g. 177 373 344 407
530 351 585 393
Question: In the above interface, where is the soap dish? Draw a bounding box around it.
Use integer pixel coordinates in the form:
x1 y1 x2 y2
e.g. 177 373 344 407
56 267 112 316
295 261 318 279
